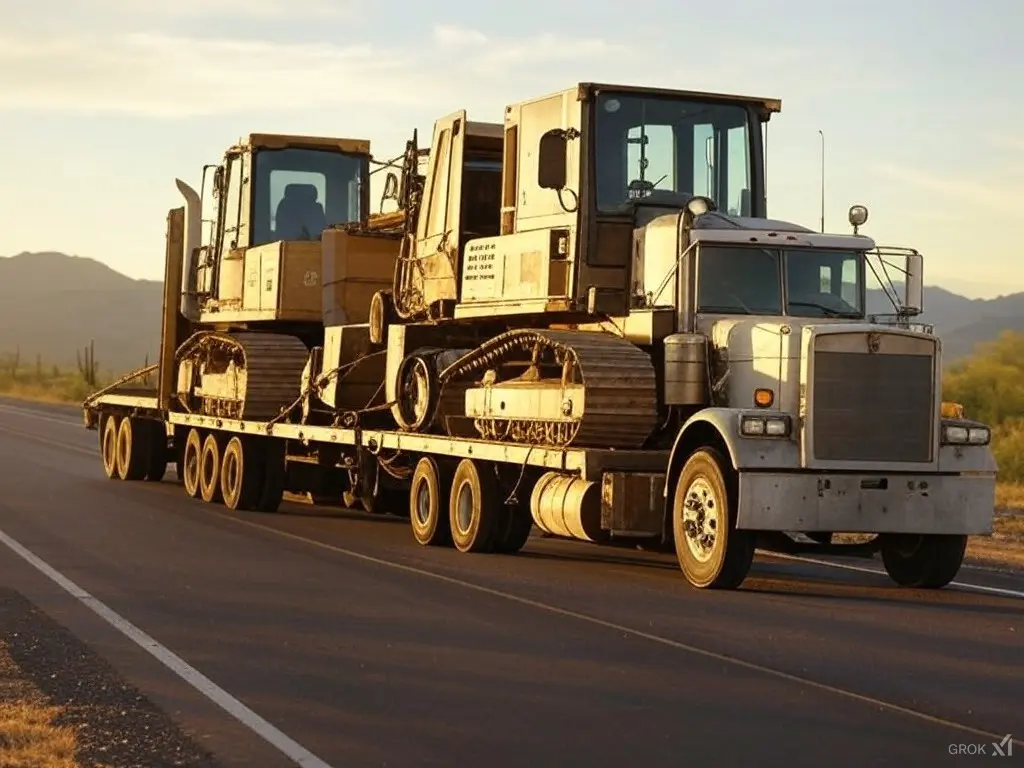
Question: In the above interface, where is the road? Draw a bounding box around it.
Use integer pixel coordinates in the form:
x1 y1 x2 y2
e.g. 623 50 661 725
0 395 1021 767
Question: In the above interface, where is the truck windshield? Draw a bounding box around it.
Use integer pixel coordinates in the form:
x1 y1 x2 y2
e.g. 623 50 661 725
251 147 368 245
697 245 864 318
593 92 757 216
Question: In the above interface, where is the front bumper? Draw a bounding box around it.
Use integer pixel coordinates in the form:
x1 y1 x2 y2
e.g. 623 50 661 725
736 471 996 534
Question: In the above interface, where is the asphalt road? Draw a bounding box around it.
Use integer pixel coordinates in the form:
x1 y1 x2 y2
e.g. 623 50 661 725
0 395 1021 767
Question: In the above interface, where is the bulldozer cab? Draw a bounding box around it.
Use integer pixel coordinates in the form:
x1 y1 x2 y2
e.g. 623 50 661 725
408 83 780 322
181 133 371 325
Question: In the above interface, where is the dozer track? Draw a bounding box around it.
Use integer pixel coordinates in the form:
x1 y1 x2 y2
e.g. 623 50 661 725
438 328 659 449
176 330 309 421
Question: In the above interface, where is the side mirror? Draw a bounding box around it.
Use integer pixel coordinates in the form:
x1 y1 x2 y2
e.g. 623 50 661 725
537 130 567 190
383 171 400 201
903 252 923 316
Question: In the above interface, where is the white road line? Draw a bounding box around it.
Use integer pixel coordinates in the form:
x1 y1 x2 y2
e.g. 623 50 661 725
765 551 1024 600
0 403 81 428
222 513 1021 749
0 528 334 768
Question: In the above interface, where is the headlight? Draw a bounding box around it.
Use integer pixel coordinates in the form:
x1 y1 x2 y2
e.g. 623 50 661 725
740 414 790 437
941 423 990 446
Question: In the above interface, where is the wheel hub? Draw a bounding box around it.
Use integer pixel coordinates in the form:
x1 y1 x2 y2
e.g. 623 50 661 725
682 477 719 563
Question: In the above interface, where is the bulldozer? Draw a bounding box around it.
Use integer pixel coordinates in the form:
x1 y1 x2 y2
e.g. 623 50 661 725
170 132 397 422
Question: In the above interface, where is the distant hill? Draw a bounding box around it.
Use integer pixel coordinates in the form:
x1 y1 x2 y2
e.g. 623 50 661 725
1 251 1021 373
0 252 163 374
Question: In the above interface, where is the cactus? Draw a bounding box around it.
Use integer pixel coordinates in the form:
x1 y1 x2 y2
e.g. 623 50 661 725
77 340 98 386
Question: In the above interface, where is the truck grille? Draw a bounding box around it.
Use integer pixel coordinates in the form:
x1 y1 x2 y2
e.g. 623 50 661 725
811 337 935 464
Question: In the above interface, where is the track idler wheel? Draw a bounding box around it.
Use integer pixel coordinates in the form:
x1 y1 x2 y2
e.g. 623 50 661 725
393 351 441 432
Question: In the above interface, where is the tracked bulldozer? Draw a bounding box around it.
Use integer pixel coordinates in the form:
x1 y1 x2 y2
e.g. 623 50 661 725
172 132 394 421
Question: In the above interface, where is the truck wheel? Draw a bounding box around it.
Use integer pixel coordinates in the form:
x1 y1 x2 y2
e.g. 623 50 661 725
182 429 203 497
409 457 452 546
494 503 534 554
116 416 150 481
220 436 263 511
879 533 967 588
255 440 286 513
449 459 500 553
101 415 120 479
199 433 224 503
672 447 755 589
143 422 168 482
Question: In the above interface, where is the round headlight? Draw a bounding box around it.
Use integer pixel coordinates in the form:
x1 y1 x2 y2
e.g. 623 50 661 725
848 204 869 227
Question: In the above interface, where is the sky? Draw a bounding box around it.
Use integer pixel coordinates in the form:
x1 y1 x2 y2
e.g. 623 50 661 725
0 0 1021 299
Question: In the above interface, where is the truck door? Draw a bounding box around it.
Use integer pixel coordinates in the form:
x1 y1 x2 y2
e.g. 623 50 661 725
414 111 467 309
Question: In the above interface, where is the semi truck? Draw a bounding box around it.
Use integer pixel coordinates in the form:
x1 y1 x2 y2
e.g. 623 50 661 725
81 82 998 590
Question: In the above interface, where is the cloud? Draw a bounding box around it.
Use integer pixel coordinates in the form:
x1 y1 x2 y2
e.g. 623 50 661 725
0 22 622 118
873 163 1021 215
985 133 1024 152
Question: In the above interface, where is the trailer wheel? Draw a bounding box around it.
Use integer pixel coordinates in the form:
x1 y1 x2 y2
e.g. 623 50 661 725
182 429 203 498
879 533 967 588
101 415 120 480
255 440 286 513
115 416 150 481
672 447 755 589
199 433 224 503
409 457 452 547
143 422 168 482
494 502 534 554
220 436 263 511
449 459 500 553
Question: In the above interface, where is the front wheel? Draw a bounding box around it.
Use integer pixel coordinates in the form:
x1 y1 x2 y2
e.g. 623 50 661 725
672 448 755 589
879 533 967 588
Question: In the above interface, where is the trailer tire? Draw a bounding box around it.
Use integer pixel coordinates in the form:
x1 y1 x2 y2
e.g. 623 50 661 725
672 447 755 590
181 429 202 497
220 436 263 511
101 415 120 480
116 416 150 481
409 457 452 547
143 422 168 482
879 533 967 589
449 459 500 553
255 440 286 513
494 505 534 554
199 433 224 504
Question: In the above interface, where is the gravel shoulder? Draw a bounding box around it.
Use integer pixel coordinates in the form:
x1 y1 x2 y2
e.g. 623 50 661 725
0 588 222 768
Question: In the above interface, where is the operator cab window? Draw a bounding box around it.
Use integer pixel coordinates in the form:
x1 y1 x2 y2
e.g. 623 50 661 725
697 246 782 315
251 147 365 246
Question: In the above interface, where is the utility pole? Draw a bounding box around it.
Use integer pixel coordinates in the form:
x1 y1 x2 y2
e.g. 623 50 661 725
818 129 825 233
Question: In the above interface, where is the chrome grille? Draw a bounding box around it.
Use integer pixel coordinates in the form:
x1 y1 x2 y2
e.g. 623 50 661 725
812 345 934 463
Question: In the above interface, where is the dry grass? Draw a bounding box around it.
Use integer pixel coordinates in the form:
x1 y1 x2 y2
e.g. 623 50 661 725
0 645 78 768
996 483 1024 511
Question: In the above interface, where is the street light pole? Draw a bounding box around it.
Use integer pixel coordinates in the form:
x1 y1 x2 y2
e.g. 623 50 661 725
818 129 825 233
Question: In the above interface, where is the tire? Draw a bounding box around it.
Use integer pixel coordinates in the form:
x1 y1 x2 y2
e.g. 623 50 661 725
115 416 149 481
494 504 534 554
448 459 501 553
880 533 967 589
255 440 286 513
220 436 264 511
101 414 119 480
143 421 168 482
409 457 452 547
672 447 755 589
182 429 202 498
199 433 223 503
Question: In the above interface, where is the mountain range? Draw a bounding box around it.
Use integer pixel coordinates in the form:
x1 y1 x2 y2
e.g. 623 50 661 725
1 251 1021 373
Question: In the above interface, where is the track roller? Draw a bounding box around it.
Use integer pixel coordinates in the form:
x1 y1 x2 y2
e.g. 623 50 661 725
409 456 452 547
181 428 203 498
448 458 501 553
220 436 264 511
115 416 150 481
